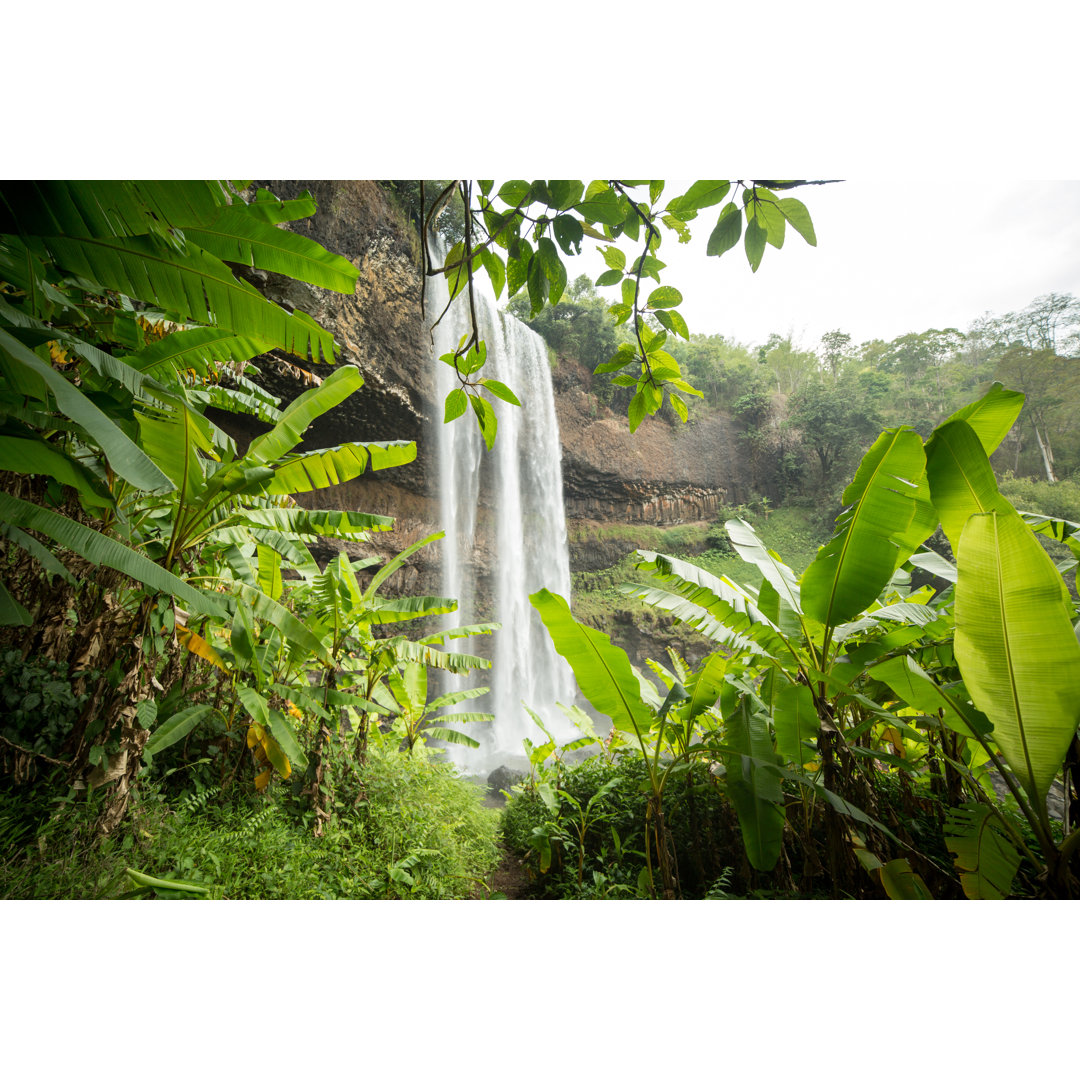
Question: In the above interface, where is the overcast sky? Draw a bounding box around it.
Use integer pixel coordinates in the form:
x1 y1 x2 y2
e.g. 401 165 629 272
561 179 1080 352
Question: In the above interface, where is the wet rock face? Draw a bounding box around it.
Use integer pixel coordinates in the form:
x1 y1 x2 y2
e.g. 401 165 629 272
227 183 754 603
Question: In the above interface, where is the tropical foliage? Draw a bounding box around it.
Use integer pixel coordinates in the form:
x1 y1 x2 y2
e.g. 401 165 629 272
520 383 1080 898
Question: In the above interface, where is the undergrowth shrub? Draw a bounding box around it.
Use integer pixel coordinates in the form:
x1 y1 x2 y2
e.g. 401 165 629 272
0 740 500 900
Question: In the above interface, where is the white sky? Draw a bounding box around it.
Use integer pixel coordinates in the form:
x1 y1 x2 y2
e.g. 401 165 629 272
562 179 1080 352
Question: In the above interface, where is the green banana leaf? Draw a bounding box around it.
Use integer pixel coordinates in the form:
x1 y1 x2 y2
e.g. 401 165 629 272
183 205 359 293
125 327 271 381
723 696 785 871
529 588 653 739
0 326 172 493
27 233 337 362
266 439 416 495
800 426 927 628
954 509 1080 804
925 419 1014 552
245 364 364 466
726 516 804 614
945 381 1025 457
761 671 820 769
0 492 224 618
943 804 1022 900
142 704 217 761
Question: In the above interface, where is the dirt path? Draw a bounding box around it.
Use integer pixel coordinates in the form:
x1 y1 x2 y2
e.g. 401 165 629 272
483 843 532 899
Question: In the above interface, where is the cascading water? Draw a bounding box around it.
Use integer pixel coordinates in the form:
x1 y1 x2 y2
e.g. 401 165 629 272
427 237 578 772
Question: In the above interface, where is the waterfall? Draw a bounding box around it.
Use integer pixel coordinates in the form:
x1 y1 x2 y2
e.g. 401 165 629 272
426 237 578 772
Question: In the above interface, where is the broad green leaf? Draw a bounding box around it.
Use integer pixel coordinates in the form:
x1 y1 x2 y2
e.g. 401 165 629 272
0 579 30 626
723 698 785 871
870 654 991 738
0 326 172 493
183 205 359 293
777 197 816 246
0 492 224 617
763 672 820 769
444 387 467 423
480 379 521 407
246 364 364 466
726 518 803 615
944 804 1022 899
944 382 1025 457
655 309 689 340
707 203 742 257
954 509 1080 804
646 286 682 310
30 233 337 362
529 589 653 739
925 419 1014 553
667 181 731 215
800 427 927 628
265 440 415 495
143 705 216 759
743 217 767 271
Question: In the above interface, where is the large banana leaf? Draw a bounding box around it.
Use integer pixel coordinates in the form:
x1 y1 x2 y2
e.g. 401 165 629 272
726 518 804 614
183 205 359 293
26 233 337 362
0 492 224 618
530 588 653 739
761 670 820 769
0 181 229 239
0 431 113 507
800 427 927 628
226 506 394 537
266 439 416 495
945 381 1025 456
954 509 1080 804
723 696 786 870
925 419 1014 553
943 804 1022 900
0 326 172 493
245 364 364 465
125 327 271 381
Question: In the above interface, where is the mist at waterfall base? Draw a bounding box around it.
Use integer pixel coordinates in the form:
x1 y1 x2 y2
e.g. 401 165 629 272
427 240 581 776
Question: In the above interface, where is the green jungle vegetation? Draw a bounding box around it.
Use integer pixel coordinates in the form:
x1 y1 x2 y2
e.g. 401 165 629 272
1 180 1079 900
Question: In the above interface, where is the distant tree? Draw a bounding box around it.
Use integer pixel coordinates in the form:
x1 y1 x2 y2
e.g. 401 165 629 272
788 373 882 488
819 329 853 382
759 333 818 397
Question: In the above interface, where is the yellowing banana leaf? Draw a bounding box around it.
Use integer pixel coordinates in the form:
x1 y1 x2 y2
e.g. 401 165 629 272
177 625 228 672
955 510 1080 805
800 427 926 628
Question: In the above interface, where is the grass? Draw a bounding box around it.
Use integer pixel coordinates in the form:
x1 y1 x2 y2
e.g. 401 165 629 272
570 505 831 630
0 740 501 900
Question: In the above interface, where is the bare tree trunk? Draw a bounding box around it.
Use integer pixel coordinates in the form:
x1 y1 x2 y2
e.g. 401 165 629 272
1032 421 1057 483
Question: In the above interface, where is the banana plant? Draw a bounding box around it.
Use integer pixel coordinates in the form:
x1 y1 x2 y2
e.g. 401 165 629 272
625 383 1080 897
530 588 734 898
384 660 493 754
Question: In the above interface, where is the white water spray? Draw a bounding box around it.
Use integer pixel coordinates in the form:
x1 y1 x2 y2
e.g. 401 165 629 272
427 238 577 772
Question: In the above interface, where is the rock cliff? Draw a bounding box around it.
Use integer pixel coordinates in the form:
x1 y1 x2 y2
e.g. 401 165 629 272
238 181 754 601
